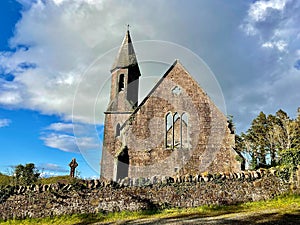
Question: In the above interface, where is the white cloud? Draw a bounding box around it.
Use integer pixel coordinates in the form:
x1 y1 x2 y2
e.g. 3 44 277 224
248 0 289 22
0 119 11 128
262 40 288 52
0 0 172 124
231 0 300 131
1 0 299 137
45 121 101 136
0 91 22 105
41 132 99 153
41 122 101 153
41 133 79 153
38 163 68 173
242 0 300 54
46 122 74 134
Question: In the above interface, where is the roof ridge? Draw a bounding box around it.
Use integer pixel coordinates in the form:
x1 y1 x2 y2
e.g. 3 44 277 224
120 60 179 130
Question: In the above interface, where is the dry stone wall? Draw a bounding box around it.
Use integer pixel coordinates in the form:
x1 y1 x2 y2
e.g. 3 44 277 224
0 169 298 220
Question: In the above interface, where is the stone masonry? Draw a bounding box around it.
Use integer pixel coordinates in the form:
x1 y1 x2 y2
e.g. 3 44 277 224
101 29 243 181
0 169 298 220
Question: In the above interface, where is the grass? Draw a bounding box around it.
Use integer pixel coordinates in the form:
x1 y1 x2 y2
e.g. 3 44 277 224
0 173 11 187
39 175 77 185
0 194 299 225
0 174 84 187
242 193 300 211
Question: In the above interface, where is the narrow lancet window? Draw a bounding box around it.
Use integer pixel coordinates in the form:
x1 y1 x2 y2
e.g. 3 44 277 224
116 123 121 137
173 112 181 148
118 74 125 92
165 112 173 148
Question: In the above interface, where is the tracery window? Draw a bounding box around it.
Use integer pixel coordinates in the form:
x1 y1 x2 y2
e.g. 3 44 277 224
165 112 189 149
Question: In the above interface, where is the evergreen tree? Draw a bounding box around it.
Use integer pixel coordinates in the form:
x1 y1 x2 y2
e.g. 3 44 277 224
245 112 268 169
241 108 300 170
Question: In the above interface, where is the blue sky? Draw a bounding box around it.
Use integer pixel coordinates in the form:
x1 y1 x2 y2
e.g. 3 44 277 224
0 0 300 177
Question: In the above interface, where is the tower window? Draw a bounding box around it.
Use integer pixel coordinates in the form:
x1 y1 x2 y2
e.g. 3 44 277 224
116 123 121 137
118 74 125 92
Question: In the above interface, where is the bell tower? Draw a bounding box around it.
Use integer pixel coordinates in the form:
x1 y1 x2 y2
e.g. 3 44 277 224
101 27 141 180
108 27 141 111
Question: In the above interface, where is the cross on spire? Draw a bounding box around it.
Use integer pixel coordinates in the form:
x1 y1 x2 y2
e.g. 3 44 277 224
111 24 138 72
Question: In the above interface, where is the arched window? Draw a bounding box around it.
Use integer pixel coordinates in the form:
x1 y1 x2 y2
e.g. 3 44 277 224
173 112 181 148
181 113 189 148
165 111 189 149
118 74 125 92
165 112 172 148
115 123 121 137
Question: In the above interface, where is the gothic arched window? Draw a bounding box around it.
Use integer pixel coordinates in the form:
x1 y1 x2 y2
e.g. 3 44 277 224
173 112 181 148
165 112 172 148
165 111 189 149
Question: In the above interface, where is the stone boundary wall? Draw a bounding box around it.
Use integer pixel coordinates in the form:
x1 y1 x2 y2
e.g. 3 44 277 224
0 169 298 220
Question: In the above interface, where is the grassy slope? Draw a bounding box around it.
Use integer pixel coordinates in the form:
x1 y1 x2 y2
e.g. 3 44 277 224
0 174 79 186
0 194 299 225
0 174 11 186
39 175 76 185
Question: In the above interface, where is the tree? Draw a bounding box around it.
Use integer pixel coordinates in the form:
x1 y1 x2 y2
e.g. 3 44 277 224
274 110 294 150
265 114 278 166
291 109 300 149
279 148 300 170
244 112 269 169
239 109 300 170
14 163 40 186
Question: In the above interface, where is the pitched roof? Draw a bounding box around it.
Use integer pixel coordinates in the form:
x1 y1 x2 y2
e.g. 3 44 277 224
120 60 180 129
106 97 134 113
111 29 138 72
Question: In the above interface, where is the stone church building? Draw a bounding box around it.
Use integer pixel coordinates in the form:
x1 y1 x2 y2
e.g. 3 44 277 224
101 29 243 181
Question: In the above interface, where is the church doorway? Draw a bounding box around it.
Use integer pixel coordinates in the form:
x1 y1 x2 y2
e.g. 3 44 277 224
116 146 129 181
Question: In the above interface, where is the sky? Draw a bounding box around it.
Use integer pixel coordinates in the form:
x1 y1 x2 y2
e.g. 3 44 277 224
0 0 299 178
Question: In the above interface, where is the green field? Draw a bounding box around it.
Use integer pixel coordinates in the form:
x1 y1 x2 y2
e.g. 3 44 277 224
0 194 299 225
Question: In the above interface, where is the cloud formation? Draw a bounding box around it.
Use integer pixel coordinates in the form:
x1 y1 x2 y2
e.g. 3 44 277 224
38 163 68 173
234 0 300 131
41 122 100 153
0 0 299 137
0 0 171 123
37 162 69 177
0 118 11 128
242 0 300 57
40 133 79 153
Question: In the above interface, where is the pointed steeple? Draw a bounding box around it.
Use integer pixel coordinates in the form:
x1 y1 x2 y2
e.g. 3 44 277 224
111 27 138 72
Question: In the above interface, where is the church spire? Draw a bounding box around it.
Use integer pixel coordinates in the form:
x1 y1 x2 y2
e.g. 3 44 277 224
111 26 138 72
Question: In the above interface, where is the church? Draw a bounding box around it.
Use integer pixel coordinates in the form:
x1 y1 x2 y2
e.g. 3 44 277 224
100 29 243 181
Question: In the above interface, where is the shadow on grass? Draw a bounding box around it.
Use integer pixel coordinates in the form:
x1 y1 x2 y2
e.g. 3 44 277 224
97 209 300 225
71 209 162 225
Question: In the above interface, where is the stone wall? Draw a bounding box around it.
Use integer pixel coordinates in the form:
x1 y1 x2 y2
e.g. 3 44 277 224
0 169 298 220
